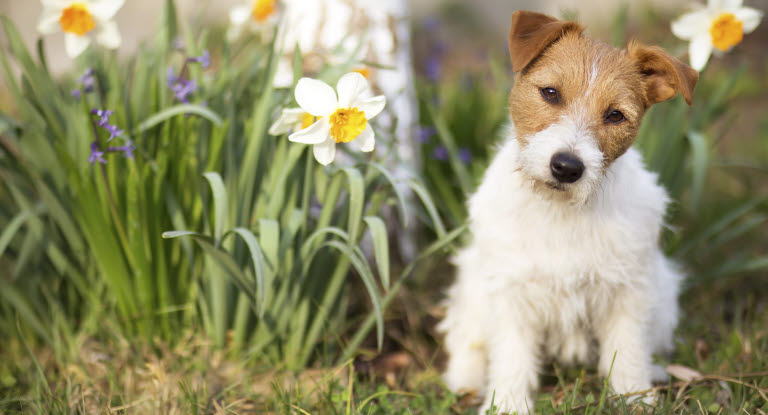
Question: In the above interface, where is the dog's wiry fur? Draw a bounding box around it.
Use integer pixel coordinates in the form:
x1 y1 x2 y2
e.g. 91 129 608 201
438 11 697 414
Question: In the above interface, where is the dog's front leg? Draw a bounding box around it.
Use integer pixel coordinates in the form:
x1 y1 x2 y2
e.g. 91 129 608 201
481 316 540 415
595 286 653 401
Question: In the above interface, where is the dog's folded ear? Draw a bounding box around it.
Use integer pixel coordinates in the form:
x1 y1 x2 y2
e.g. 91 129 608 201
629 41 699 106
508 11 584 73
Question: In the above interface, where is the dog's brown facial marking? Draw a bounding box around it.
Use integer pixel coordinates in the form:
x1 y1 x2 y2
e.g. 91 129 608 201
510 33 646 163
507 11 698 166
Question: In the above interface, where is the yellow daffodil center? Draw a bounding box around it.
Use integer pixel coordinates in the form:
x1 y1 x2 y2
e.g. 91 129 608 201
252 0 276 22
353 67 371 79
301 112 316 129
59 3 95 36
709 13 743 51
329 108 367 143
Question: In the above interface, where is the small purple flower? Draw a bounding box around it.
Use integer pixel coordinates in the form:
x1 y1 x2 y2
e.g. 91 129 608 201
104 124 124 141
71 68 95 99
432 145 448 161
188 50 210 69
458 147 472 165
171 78 197 103
167 66 198 103
88 142 107 164
417 126 436 144
91 109 114 126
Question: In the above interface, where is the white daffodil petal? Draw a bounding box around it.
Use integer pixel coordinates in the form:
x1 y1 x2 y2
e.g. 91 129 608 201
721 0 745 10
268 108 305 135
65 33 91 58
313 138 336 165
295 78 337 117
229 5 251 25
689 33 713 71
90 0 126 20
37 8 61 35
358 124 375 152
735 7 763 33
671 10 710 40
289 117 330 144
336 72 370 108
355 95 386 120
41 0 71 7
707 0 723 10
97 20 121 49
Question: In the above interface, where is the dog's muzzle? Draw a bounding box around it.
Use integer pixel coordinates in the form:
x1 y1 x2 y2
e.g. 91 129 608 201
550 152 584 183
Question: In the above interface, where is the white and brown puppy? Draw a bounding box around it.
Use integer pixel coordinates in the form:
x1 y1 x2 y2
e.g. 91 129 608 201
438 11 698 414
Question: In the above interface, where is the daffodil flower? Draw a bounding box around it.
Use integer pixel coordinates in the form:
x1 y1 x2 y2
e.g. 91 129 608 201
228 0 279 41
37 0 125 58
671 0 763 71
268 108 317 136
287 72 386 165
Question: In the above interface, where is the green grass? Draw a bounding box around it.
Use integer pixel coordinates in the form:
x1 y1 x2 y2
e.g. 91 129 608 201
1 284 765 414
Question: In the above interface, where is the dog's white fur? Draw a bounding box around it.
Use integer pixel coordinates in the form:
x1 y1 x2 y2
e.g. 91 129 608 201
438 121 682 414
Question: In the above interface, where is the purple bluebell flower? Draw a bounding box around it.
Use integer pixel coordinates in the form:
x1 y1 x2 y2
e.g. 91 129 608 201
71 68 95 99
458 147 472 164
188 50 211 69
432 145 449 161
88 142 107 164
91 109 114 126
104 124 124 141
417 126 436 144
171 78 197 103
167 66 198 103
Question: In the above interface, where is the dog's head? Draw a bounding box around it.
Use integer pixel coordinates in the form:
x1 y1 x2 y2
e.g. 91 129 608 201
507 11 698 204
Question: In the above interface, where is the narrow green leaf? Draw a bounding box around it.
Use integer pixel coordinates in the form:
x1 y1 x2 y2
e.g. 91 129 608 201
307 240 383 350
340 224 467 363
203 172 228 244
0 210 36 259
686 131 709 212
338 168 365 243
134 105 223 134
232 227 267 316
363 216 390 289
408 179 447 237
364 162 409 227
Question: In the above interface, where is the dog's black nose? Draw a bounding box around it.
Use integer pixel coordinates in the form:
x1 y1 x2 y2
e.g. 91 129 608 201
550 152 584 183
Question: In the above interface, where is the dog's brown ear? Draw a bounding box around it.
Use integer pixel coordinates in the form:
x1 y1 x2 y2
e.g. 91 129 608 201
508 11 583 73
629 41 698 106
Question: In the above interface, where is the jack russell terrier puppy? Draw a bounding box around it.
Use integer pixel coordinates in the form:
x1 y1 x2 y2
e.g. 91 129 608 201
438 10 698 414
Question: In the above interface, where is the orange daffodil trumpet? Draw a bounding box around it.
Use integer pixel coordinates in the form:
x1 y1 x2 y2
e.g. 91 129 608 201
672 0 762 71
37 0 125 58
270 72 386 165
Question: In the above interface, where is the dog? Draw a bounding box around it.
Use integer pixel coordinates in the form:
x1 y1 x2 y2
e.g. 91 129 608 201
438 10 698 414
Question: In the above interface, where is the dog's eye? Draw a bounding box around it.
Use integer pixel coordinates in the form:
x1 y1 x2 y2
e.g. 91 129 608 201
605 110 625 124
540 87 560 104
